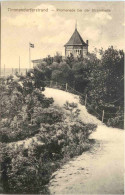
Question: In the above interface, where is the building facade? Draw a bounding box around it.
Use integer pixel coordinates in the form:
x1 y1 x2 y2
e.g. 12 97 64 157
64 26 88 58
32 59 43 67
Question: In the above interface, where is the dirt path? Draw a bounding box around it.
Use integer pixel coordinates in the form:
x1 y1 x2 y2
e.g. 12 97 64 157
43 87 124 194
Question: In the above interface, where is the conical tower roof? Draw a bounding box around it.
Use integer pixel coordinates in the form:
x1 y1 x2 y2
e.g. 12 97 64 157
64 28 87 46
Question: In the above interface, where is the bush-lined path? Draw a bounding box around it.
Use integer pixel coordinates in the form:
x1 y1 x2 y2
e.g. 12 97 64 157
43 88 124 194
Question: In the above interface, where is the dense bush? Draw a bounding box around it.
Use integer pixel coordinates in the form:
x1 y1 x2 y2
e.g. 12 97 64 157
0 72 54 143
1 102 96 193
1 144 52 194
107 109 124 129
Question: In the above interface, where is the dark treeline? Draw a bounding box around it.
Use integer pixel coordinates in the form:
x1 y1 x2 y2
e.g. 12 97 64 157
37 47 124 129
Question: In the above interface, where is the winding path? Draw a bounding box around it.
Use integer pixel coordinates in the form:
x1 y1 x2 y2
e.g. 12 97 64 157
43 87 124 194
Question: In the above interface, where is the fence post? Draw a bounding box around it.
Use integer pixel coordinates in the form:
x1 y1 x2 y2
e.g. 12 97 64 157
4 64 5 77
56 82 57 87
85 94 87 106
73 80 75 89
50 80 52 87
66 83 68 91
102 110 104 123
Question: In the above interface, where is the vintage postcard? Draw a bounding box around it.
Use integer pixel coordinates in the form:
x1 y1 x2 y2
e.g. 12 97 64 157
0 1 124 194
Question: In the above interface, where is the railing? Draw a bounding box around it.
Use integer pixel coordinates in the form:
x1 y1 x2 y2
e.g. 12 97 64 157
44 80 124 124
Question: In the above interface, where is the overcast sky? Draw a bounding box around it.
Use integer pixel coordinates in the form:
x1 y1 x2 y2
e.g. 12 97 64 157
1 1 125 68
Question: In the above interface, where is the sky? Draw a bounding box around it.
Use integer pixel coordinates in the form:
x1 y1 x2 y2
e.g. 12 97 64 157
1 1 125 68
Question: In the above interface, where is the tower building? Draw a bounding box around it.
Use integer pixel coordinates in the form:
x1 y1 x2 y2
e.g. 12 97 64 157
64 24 88 57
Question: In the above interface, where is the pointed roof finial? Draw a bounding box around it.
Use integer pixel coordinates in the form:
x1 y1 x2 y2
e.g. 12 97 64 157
75 20 77 30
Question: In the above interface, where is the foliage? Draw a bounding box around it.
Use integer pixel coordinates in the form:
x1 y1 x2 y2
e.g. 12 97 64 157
0 71 53 143
107 109 124 129
1 144 52 194
1 99 96 193
53 52 62 63
0 64 96 194
85 47 124 127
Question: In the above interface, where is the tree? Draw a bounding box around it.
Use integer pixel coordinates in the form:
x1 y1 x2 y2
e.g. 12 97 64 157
101 47 124 104
53 52 62 63
84 47 124 127
65 53 75 68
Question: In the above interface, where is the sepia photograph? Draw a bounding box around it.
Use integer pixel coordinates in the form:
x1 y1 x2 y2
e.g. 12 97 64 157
0 1 124 194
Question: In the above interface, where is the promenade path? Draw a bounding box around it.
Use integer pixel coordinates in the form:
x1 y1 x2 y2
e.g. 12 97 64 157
43 87 124 194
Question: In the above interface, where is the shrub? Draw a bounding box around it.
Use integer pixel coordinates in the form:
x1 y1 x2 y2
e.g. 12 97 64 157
1 102 96 194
